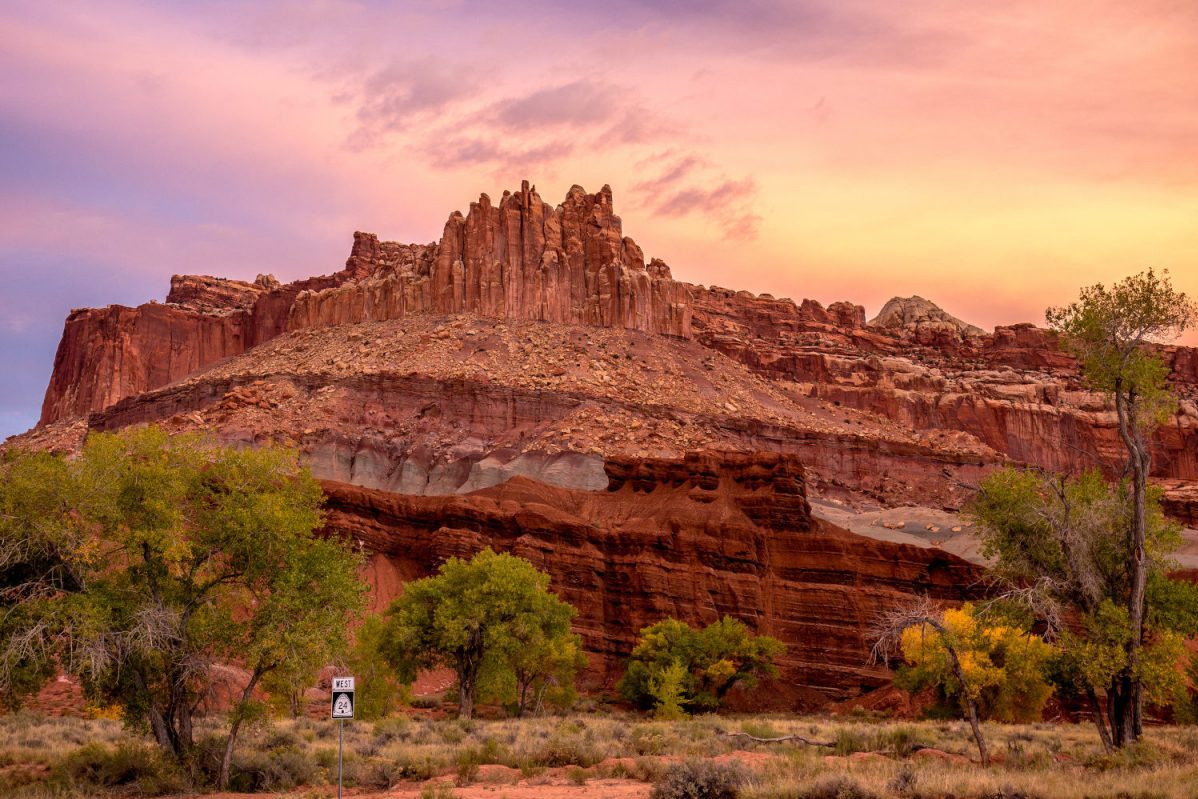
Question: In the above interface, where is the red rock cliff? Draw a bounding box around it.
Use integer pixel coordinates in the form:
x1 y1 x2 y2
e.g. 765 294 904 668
40 182 692 424
322 451 986 708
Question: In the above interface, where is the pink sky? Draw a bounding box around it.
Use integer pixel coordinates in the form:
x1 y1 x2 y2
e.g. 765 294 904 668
1 0 1196 436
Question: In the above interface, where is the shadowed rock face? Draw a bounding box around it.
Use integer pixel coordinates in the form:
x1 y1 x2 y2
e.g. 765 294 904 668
324 451 986 710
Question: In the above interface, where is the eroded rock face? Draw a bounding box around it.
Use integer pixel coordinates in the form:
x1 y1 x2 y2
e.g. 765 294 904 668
291 183 690 337
870 295 986 340
323 451 986 708
39 183 692 424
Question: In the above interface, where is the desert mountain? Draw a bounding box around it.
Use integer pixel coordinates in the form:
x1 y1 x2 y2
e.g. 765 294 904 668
11 182 1198 708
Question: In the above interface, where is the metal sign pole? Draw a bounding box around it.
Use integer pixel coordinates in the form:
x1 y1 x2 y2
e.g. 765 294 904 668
338 718 343 799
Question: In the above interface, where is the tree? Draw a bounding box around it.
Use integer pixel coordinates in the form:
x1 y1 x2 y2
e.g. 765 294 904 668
1046 268 1196 743
376 548 579 719
0 427 367 783
872 599 991 765
618 616 785 714
970 467 1198 750
894 603 1054 724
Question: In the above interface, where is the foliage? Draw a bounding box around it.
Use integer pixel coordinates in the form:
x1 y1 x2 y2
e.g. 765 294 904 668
650 661 689 720
1045 268 1195 746
1046 268 1194 417
342 614 409 720
896 603 1054 722
651 759 745 799
618 616 784 714
970 468 1198 731
0 427 367 769
377 548 579 719
52 741 189 796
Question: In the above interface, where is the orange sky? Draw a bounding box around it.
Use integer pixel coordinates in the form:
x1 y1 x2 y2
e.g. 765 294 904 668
1 0 1196 435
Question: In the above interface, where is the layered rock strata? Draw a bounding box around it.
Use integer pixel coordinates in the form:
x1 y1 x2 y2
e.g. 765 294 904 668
323 451 986 708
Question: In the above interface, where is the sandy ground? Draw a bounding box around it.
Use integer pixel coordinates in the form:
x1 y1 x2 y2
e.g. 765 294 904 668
200 781 651 799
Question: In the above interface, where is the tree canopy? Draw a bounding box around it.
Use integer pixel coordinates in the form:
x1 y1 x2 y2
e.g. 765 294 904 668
896 603 1054 724
376 548 581 719
970 467 1198 749
0 427 366 781
618 616 784 715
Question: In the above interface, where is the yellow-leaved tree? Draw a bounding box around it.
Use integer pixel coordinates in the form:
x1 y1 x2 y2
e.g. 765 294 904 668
896 603 1054 724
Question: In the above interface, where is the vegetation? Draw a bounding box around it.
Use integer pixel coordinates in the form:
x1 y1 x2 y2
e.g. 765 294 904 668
4 711 1198 798
0 427 367 788
895 604 1054 724
1046 267 1196 745
970 468 1198 751
619 617 785 715
651 759 746 799
377 548 582 719
872 600 993 765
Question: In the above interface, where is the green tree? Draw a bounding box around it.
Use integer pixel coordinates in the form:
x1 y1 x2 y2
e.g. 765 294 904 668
970 467 1198 750
0 427 367 783
650 661 688 720
376 548 579 719
618 616 784 714
1046 268 1196 743
345 615 408 720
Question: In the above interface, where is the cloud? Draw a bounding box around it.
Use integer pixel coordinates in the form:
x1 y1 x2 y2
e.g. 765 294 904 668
348 61 480 148
490 80 624 131
649 175 762 239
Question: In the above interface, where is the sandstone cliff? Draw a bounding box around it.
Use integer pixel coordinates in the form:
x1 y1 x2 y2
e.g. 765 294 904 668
40 182 690 424
324 451 986 708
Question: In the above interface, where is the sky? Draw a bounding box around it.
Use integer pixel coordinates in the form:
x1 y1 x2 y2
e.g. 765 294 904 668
2 0 1197 439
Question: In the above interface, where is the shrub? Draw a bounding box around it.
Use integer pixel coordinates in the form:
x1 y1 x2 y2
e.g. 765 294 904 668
651 759 745 799
225 745 316 792
887 765 917 797
53 742 188 796
792 775 880 799
979 789 1046 799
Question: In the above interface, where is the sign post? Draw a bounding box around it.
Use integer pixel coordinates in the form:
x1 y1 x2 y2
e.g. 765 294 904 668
331 677 355 799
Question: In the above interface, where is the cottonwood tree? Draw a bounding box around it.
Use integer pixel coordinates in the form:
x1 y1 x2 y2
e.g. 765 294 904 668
377 548 580 719
618 616 785 715
871 599 991 766
1046 268 1195 743
894 603 1054 724
970 467 1198 750
0 427 366 782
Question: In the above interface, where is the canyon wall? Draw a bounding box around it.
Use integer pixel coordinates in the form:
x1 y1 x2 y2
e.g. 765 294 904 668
322 451 986 708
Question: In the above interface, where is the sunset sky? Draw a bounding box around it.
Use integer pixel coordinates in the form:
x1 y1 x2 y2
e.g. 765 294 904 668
2 0 1196 439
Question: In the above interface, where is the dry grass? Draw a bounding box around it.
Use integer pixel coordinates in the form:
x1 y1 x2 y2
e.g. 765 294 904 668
0 710 1195 798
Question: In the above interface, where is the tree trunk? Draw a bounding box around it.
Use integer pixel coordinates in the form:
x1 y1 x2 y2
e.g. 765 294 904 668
941 636 989 765
964 698 990 767
457 667 476 719
1115 385 1149 746
218 669 265 790
1086 686 1114 754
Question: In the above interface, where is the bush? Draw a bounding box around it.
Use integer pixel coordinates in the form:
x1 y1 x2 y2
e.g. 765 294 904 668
791 776 880 799
651 759 745 799
53 742 188 796
226 745 316 792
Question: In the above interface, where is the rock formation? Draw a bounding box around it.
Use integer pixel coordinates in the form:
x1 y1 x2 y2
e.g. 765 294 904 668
13 178 1198 709
40 182 690 424
324 451 985 707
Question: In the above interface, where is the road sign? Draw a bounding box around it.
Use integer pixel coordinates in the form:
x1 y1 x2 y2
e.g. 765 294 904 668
331 676 355 719
331 676 355 799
